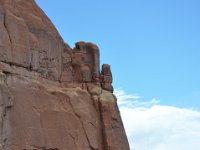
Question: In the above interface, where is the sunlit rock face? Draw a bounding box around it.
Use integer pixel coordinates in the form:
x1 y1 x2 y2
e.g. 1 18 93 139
0 0 130 149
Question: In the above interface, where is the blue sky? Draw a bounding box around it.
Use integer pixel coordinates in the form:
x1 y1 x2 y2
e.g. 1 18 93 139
35 1 200 149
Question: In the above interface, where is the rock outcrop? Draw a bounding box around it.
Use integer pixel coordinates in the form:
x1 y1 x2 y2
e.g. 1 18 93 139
0 0 130 150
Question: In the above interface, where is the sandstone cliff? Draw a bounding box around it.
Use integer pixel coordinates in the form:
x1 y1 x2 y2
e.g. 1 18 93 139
0 0 130 149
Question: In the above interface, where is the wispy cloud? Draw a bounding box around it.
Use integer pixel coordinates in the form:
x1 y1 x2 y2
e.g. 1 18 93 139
114 89 159 108
115 89 200 150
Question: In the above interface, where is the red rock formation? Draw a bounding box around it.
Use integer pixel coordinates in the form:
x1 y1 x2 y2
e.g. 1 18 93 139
0 0 130 150
101 64 113 93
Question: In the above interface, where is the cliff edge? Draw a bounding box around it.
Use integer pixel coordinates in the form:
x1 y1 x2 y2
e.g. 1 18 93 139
0 0 130 149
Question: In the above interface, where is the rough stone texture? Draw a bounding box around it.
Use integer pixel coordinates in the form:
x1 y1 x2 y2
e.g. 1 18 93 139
72 42 100 82
0 0 130 150
101 64 113 93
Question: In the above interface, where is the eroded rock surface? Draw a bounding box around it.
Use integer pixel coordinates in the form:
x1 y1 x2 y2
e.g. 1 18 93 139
0 0 130 150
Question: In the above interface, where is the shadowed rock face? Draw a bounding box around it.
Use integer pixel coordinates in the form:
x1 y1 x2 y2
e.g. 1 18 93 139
0 0 130 150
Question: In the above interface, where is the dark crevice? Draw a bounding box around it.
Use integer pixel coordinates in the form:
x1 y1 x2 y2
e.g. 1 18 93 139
89 122 97 129
29 53 33 71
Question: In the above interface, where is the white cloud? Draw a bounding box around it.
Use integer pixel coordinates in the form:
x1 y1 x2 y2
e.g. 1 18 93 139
114 89 200 150
114 89 159 108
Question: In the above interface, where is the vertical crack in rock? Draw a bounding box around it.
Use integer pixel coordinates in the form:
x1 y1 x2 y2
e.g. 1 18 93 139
68 98 95 150
3 12 12 47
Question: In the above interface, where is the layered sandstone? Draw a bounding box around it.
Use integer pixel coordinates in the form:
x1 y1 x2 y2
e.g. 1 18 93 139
0 0 130 150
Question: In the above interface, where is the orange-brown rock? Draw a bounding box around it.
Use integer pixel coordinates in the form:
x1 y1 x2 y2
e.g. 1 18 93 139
0 0 130 150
